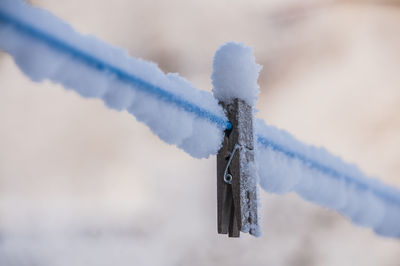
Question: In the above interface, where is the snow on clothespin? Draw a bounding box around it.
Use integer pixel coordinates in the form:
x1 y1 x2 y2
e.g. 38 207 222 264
212 42 262 237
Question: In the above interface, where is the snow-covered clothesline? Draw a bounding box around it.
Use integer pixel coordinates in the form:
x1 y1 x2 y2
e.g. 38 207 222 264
1 0 399 238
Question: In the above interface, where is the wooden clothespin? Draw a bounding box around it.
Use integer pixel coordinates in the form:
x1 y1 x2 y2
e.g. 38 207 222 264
217 98 259 237
212 42 261 238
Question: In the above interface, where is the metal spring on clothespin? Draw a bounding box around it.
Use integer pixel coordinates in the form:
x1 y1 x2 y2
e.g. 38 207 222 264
223 144 241 185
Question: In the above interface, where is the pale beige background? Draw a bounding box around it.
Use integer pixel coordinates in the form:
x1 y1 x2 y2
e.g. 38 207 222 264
1 0 400 265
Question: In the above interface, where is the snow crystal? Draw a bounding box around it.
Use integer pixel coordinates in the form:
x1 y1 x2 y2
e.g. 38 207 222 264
212 42 262 106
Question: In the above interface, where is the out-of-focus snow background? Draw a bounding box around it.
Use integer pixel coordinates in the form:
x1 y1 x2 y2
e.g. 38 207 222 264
1 0 400 265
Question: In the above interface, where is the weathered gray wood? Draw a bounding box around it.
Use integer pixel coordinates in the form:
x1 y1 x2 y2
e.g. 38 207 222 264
217 98 259 237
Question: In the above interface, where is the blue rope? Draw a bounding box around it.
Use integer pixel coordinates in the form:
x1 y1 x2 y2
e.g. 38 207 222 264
0 10 232 131
257 135 400 206
2 8 400 208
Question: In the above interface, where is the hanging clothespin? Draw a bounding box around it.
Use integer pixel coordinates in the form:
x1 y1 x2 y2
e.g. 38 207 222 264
212 42 262 238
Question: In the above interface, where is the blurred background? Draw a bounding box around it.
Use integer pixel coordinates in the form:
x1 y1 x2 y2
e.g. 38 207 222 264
1 0 400 265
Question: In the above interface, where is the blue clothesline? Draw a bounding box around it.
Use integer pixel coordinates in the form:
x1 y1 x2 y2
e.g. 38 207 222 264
257 135 400 206
1 7 400 210
0 10 232 131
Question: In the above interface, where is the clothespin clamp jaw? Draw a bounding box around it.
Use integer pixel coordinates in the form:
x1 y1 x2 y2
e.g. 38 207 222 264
217 98 259 238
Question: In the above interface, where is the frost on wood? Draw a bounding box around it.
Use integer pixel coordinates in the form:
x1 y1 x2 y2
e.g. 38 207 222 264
0 0 225 158
255 119 400 238
212 42 262 107
235 101 261 237
240 160 261 237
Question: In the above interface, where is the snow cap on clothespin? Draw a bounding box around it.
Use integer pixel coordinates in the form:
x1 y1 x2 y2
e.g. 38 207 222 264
212 42 262 238
212 42 262 107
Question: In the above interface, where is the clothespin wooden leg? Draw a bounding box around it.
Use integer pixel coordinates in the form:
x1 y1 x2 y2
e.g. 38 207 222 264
217 99 259 237
217 127 240 237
